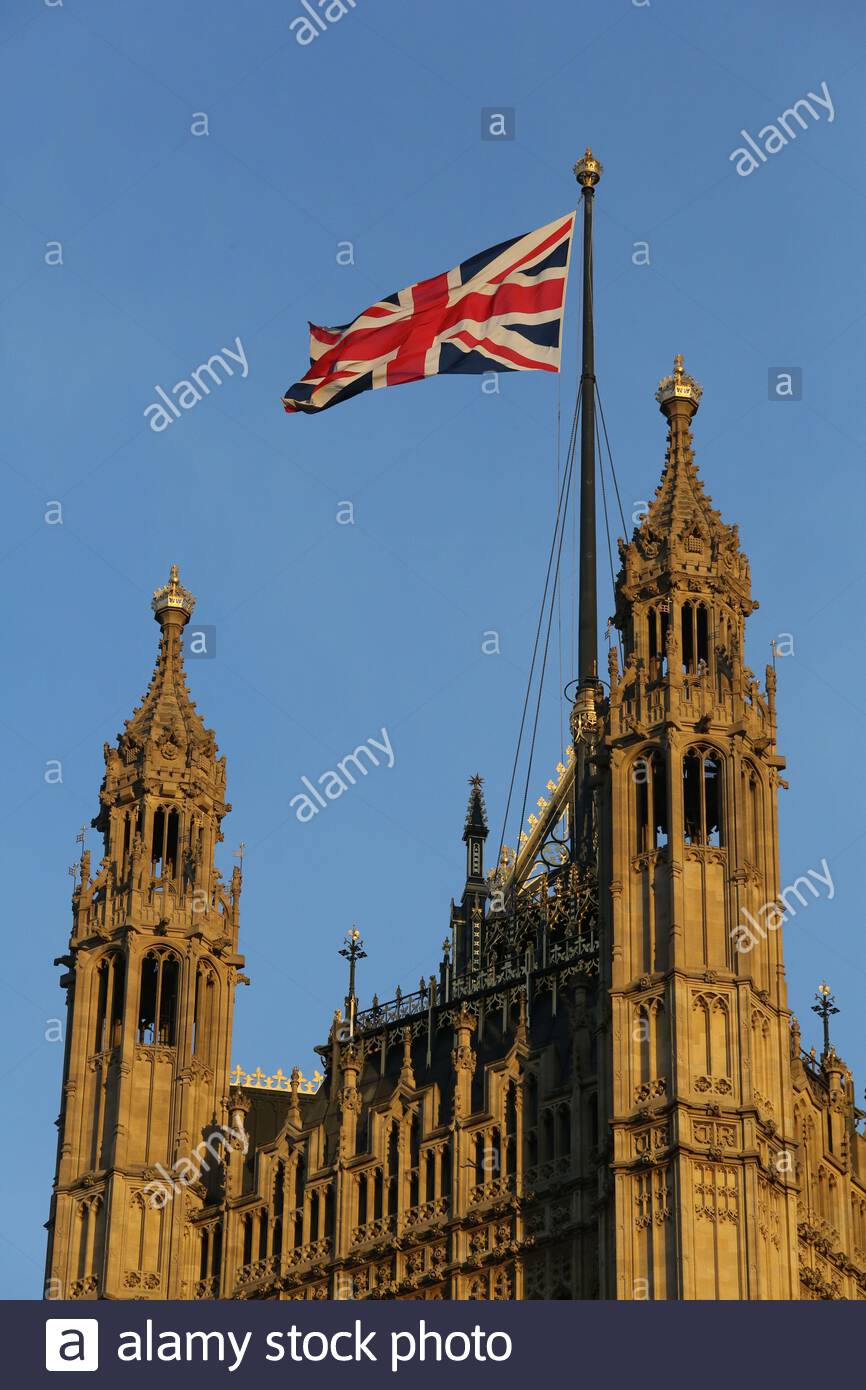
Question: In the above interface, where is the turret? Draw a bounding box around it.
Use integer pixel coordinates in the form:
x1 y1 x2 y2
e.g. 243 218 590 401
452 775 489 975
45 567 245 1300
600 361 799 1299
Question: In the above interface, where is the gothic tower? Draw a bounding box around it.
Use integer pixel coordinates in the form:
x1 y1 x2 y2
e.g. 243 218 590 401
44 567 245 1299
598 357 799 1298
452 775 490 975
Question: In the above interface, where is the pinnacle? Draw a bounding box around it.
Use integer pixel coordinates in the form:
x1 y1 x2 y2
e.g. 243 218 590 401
641 416 726 544
121 578 213 756
463 774 489 840
122 622 214 756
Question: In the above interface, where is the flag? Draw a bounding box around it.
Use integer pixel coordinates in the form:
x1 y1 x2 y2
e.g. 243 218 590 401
281 212 575 415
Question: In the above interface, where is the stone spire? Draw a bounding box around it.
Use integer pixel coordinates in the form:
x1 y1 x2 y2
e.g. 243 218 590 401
645 355 721 542
47 568 244 1301
122 565 211 753
637 354 732 549
463 774 489 842
88 565 231 940
454 775 489 975
616 357 755 627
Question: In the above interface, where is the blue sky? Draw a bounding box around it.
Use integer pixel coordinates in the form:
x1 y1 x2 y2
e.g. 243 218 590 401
2 0 865 1296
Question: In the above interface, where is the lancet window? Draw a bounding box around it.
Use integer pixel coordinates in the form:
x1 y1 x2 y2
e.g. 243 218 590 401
683 747 723 846
137 949 180 1046
93 952 125 1052
681 601 709 674
151 806 180 880
635 750 669 852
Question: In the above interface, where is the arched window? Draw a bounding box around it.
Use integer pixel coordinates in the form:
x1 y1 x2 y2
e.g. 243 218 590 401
505 1081 517 1136
681 602 710 674
137 951 179 1046
741 763 761 864
543 1109 555 1161
293 1151 305 1210
440 1146 451 1198
635 750 668 852
525 1073 539 1127
273 1161 285 1224
408 1117 420 1207
502 1082 517 1176
151 806 180 880
557 1105 571 1157
588 1094 598 1153
683 748 723 846
192 966 216 1060
386 1123 399 1215
242 1214 253 1265
424 1151 435 1202
355 1106 368 1156
257 1209 268 1259
647 604 670 677
94 953 125 1052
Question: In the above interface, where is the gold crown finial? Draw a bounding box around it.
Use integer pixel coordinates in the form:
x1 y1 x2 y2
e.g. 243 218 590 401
655 353 703 414
151 564 195 623
574 146 603 187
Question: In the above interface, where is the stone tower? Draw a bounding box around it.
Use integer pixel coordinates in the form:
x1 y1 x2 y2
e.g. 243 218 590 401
598 356 800 1297
44 566 245 1299
44 374 866 1303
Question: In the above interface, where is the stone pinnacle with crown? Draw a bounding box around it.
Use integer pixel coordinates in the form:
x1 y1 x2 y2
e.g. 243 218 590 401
656 353 703 418
151 564 196 625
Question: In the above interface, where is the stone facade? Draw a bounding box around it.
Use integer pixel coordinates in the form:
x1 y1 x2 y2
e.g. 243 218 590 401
44 363 866 1300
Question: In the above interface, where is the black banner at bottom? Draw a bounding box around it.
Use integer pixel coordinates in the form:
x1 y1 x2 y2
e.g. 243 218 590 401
11 1299 861 1387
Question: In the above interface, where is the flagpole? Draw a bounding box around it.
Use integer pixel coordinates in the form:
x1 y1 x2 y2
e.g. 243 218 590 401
574 147 602 703
571 147 602 864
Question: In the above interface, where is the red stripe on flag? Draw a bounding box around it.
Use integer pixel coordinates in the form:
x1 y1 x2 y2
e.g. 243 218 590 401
451 330 559 372
488 215 574 286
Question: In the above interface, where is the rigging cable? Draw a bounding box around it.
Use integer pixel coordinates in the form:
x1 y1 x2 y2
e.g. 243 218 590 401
596 409 624 670
555 374 564 755
514 430 578 860
595 384 628 535
497 390 581 871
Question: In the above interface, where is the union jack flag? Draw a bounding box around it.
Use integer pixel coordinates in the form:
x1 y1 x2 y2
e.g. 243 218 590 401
282 212 575 415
